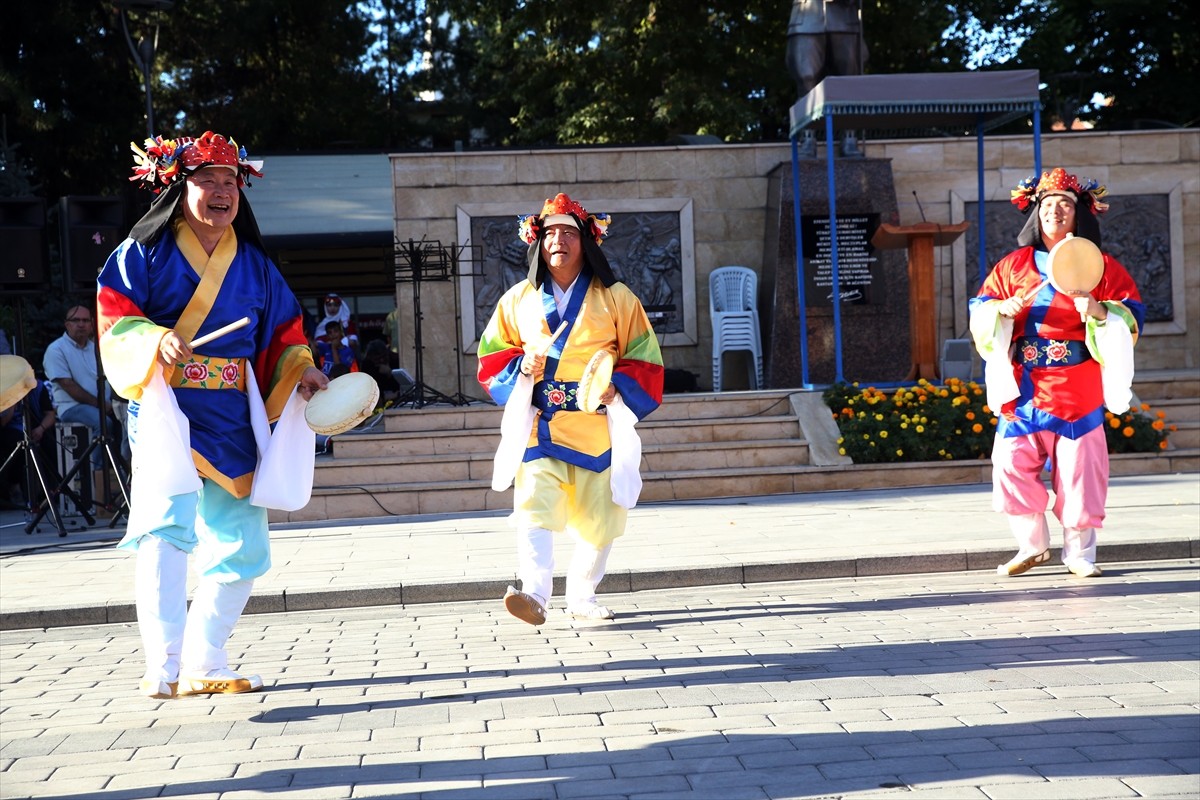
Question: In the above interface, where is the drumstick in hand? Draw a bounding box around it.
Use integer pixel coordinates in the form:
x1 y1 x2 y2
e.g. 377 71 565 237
190 316 251 348
1021 278 1050 305
536 320 569 356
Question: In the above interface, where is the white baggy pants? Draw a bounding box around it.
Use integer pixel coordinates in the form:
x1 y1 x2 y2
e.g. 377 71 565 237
517 526 612 609
135 536 254 683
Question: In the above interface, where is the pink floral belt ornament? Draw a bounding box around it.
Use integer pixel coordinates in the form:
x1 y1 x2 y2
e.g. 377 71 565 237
169 356 248 391
533 380 583 414
1013 337 1091 368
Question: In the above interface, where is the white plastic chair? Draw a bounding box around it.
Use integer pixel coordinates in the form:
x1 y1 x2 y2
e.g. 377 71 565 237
709 266 763 391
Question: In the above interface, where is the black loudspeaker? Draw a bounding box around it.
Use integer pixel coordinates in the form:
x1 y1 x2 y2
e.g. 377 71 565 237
61 196 124 292
0 198 48 293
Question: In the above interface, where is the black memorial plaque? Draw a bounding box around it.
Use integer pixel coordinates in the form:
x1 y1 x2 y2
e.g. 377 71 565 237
800 213 880 306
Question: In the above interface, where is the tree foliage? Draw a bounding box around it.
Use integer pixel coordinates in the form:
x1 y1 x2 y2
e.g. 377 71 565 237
439 0 795 146
943 0 1200 129
0 3 146 200
1 0 1196 200
153 0 423 151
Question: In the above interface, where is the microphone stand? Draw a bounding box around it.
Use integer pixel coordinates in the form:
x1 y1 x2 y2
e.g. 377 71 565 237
2 396 85 537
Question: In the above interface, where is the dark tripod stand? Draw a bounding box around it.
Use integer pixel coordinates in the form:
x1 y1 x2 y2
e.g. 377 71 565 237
393 237 462 408
1 399 91 537
25 363 130 536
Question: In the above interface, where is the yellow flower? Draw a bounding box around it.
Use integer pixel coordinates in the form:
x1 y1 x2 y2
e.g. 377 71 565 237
896 449 903 457
879 430 889 438
838 447 846 455
900 422 908 429
916 425 925 433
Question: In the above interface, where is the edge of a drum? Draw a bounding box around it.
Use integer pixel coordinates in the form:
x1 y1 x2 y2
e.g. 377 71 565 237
304 372 381 436
0 355 37 411
578 351 614 414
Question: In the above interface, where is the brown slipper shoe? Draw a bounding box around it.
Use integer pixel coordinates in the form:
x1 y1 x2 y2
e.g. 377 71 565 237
503 586 547 626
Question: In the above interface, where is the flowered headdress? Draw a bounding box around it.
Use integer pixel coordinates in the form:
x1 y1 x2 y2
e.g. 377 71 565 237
1012 167 1108 248
130 131 264 193
126 130 268 251
518 192 618 289
1010 167 1109 215
517 193 612 246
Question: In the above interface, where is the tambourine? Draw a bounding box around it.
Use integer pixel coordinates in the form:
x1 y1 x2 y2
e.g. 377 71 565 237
0 354 37 412
577 350 614 414
304 372 380 436
1023 234 1105 321
1048 234 1104 295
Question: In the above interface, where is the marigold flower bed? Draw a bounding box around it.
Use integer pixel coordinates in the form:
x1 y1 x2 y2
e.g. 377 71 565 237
823 379 1171 464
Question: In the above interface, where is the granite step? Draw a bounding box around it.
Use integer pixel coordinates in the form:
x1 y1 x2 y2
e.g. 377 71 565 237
276 448 1199 526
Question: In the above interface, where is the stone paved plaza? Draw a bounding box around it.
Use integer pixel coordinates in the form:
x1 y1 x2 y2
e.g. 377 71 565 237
2 560 1198 799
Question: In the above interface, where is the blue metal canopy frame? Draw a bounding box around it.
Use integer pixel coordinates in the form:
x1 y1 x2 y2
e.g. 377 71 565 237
787 70 1042 386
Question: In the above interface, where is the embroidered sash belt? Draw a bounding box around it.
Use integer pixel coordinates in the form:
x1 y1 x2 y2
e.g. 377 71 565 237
532 380 582 414
1013 337 1092 368
169 356 248 391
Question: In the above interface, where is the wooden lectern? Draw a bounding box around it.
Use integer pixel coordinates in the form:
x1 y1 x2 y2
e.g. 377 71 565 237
871 221 970 381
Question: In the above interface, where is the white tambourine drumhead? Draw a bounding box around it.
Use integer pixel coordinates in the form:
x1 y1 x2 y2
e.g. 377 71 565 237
0 355 37 412
577 350 614 414
1047 235 1104 294
304 372 380 436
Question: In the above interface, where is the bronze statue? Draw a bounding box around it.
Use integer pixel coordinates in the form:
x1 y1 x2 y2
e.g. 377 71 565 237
786 0 867 156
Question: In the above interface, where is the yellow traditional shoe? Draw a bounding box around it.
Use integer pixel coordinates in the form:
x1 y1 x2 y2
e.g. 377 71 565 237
1066 560 1103 578
178 669 264 696
139 680 177 699
503 586 547 626
996 549 1051 576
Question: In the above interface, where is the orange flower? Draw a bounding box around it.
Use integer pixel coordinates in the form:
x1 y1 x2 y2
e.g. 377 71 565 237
965 411 975 420
1108 417 1121 428
972 423 983 433
1122 426 1134 438
1140 403 1151 411
1152 420 1165 431
1159 440 1168 450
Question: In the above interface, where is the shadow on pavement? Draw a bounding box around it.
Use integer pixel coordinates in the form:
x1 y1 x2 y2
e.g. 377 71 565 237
25 713 1198 800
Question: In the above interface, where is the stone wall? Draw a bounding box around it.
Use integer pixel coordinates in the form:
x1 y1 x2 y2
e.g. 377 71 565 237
390 129 1198 396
